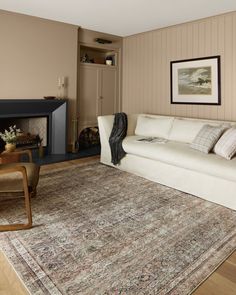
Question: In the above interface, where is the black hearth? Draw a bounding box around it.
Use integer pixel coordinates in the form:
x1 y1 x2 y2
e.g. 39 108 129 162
0 99 67 154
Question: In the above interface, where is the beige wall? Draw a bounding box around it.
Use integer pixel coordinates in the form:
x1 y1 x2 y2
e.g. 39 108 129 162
123 11 236 121
0 10 78 144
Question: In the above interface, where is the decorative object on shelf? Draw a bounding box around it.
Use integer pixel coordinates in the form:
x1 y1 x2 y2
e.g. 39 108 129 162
57 76 67 99
81 53 90 63
106 60 112 66
80 45 117 66
80 52 101 64
106 56 113 66
95 38 112 44
44 96 56 100
94 57 105 64
0 125 21 152
170 56 221 105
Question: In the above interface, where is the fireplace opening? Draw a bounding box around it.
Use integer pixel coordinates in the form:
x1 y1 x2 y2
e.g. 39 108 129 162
0 117 48 152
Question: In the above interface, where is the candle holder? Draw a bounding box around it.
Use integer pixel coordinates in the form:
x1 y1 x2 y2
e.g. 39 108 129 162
57 77 66 99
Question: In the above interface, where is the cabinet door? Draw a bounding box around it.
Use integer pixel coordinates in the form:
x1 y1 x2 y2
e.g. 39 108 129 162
99 68 117 116
79 66 99 126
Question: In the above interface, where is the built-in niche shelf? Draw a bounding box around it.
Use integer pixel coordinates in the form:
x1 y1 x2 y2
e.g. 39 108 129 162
78 41 120 138
80 45 117 66
80 62 117 69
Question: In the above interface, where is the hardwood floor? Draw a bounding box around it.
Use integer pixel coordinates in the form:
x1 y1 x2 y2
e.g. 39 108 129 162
1 156 236 294
40 155 100 172
0 251 30 295
193 251 236 295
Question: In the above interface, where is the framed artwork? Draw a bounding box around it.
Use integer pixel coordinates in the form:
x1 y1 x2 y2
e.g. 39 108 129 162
170 56 221 105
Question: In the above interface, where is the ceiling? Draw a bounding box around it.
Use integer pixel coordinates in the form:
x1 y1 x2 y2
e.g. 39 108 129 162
0 0 236 37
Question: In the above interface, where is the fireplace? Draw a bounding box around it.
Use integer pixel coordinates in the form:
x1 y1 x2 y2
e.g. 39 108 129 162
0 99 67 154
0 117 47 148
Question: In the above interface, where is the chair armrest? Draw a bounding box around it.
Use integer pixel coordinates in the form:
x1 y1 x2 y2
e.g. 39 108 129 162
0 165 26 175
0 165 29 189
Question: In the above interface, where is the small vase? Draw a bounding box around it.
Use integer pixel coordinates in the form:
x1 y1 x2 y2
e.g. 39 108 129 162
5 143 16 152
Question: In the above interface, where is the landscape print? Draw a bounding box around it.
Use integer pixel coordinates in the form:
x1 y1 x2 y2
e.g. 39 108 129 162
178 66 212 95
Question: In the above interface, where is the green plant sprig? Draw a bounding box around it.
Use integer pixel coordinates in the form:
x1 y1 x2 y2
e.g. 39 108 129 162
0 125 21 144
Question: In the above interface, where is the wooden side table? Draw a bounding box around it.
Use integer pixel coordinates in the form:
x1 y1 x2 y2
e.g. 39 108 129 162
0 151 21 164
0 149 32 164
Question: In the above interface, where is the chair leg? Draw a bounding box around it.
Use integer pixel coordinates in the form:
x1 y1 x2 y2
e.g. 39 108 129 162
0 169 33 232
0 191 32 231
31 189 37 198
0 223 32 231
24 190 32 227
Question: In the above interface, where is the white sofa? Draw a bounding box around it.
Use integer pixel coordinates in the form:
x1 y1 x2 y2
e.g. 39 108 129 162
98 114 236 211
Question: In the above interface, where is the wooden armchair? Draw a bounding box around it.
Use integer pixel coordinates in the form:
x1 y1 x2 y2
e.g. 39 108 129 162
0 150 40 231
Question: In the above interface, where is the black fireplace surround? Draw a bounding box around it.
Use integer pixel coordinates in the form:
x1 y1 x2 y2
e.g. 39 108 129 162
0 99 67 154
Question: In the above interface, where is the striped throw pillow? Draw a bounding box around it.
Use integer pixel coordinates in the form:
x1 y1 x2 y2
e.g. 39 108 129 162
191 124 226 154
214 127 236 160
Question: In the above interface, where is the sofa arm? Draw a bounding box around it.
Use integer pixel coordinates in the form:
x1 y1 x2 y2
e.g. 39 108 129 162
97 114 138 139
98 115 115 142
97 114 138 165
98 115 114 164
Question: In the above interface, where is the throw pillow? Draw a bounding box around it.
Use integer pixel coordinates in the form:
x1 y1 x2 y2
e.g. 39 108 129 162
214 127 236 160
190 124 226 154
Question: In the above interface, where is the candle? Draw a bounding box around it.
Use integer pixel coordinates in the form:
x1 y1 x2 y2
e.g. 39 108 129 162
58 77 61 88
61 77 65 87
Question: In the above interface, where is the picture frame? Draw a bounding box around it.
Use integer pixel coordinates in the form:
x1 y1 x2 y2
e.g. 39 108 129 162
170 56 221 105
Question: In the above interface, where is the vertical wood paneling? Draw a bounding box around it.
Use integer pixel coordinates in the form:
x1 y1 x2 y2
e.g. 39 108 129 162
155 31 162 114
225 14 233 120
161 30 167 114
217 15 225 120
233 14 236 120
157 31 162 114
122 11 236 122
210 16 219 120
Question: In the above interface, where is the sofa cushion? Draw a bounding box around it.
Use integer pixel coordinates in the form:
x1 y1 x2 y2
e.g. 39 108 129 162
169 118 207 143
190 124 226 153
214 127 236 160
135 115 174 139
122 135 236 182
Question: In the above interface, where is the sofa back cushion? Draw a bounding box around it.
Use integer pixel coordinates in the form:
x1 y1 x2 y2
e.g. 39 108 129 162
135 115 174 139
169 118 206 143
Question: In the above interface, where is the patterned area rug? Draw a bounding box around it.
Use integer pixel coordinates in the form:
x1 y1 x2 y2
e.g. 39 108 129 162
0 162 236 295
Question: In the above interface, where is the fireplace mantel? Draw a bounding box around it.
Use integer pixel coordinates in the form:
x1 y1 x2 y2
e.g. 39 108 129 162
0 99 67 154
